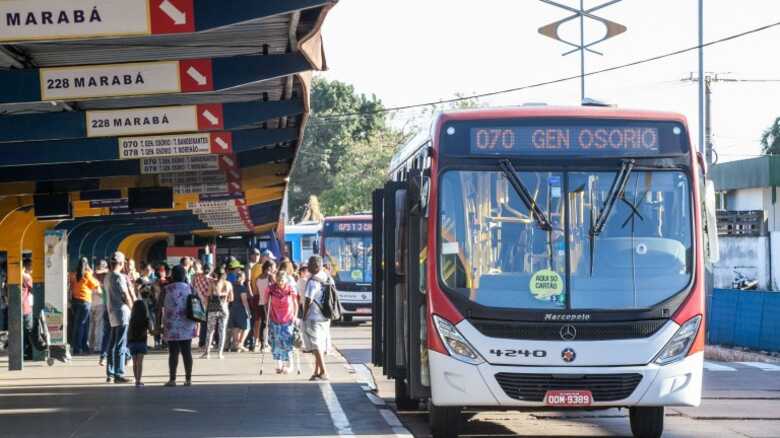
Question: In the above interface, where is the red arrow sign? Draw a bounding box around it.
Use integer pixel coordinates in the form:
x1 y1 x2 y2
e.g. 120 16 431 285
149 0 195 34
209 132 233 154
179 59 213 92
197 104 224 130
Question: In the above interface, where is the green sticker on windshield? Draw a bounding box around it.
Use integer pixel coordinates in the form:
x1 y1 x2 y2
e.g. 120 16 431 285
529 269 564 302
351 270 363 281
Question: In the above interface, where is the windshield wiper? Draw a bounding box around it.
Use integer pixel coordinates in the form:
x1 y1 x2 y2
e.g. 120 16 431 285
589 159 635 275
591 159 635 237
498 159 552 231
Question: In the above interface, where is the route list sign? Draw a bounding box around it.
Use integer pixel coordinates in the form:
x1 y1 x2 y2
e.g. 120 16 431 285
118 132 232 159
0 0 196 43
140 155 220 174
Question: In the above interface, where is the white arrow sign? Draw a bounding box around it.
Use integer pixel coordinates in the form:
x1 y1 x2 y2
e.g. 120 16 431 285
202 110 220 126
159 0 187 25
187 66 207 86
214 137 229 151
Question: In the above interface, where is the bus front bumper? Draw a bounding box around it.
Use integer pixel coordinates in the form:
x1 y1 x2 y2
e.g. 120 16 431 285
428 350 702 408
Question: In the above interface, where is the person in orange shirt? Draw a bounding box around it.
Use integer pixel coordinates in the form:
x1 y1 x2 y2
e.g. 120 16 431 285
72 258 100 355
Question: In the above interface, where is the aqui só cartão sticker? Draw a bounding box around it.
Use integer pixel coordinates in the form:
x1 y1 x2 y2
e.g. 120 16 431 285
529 269 564 303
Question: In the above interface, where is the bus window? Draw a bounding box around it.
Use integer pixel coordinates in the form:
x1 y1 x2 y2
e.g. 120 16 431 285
439 170 566 309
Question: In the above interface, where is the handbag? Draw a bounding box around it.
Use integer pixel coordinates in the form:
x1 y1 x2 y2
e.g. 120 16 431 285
186 286 207 323
292 324 303 349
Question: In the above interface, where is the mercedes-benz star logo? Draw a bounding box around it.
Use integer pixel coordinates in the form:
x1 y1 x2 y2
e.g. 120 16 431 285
559 324 577 341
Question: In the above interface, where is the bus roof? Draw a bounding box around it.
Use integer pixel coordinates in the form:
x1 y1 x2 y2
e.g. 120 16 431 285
285 222 322 234
324 215 372 222
389 105 690 174
435 105 688 124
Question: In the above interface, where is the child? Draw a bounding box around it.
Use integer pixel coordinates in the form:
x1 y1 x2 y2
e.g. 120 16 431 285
127 298 153 387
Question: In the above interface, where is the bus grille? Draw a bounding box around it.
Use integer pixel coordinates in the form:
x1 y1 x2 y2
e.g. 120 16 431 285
494 373 643 402
471 320 666 341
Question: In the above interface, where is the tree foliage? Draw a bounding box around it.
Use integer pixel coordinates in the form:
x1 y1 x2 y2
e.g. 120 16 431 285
761 116 780 155
318 130 405 216
289 81 483 221
288 78 392 220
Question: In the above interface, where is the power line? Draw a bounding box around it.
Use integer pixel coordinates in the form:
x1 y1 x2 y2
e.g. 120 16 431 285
309 19 780 122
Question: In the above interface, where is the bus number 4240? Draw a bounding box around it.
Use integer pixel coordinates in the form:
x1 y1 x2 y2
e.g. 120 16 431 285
489 349 547 358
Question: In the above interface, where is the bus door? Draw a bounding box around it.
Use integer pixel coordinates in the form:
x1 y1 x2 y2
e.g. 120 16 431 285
404 171 430 400
371 189 385 367
372 182 404 378
372 178 429 400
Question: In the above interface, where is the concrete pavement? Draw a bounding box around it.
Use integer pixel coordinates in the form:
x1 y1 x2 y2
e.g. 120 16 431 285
0 337 403 438
3 323 779 437
333 322 780 438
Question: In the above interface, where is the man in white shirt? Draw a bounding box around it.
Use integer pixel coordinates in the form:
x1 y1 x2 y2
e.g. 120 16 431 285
302 255 331 380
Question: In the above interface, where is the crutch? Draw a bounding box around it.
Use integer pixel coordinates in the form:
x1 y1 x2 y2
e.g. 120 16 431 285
259 304 272 375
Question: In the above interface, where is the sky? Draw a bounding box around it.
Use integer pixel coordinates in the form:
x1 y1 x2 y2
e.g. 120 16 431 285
319 0 780 162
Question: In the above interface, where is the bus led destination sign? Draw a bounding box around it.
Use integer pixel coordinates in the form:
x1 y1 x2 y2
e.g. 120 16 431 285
325 222 372 234
469 124 682 156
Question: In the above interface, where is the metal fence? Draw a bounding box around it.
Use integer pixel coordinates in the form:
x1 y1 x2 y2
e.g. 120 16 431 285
707 288 780 352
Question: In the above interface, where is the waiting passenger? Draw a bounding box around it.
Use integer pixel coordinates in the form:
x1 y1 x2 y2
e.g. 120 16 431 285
127 298 153 387
162 265 197 386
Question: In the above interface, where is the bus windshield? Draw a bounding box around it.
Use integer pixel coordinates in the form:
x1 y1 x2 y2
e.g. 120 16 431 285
438 168 692 311
323 236 373 284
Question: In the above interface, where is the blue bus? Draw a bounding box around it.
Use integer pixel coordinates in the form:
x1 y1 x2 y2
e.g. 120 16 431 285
284 221 322 265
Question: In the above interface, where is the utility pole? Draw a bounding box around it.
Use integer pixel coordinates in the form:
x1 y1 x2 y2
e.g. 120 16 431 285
682 72 736 166
698 0 704 158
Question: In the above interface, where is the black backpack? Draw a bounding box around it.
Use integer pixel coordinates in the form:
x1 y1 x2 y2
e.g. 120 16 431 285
310 276 341 321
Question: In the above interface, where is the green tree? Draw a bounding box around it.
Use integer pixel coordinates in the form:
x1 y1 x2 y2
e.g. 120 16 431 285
288 78 387 220
318 130 405 216
761 116 780 155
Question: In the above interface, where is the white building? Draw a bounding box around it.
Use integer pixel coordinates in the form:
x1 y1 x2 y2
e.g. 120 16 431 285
711 156 780 290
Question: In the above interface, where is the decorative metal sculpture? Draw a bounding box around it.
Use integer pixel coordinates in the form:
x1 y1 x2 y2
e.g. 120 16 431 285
538 0 627 101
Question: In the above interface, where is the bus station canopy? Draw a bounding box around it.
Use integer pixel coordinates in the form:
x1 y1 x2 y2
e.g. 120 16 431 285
0 1 336 240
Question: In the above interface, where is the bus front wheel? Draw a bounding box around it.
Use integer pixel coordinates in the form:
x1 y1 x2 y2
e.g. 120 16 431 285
429 402 461 438
629 406 664 438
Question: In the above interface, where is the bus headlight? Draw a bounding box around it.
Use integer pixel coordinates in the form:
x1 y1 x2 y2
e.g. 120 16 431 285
654 316 701 365
433 315 484 365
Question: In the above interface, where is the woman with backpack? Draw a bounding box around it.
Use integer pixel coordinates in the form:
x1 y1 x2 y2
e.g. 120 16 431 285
302 255 332 381
162 265 197 386
264 267 298 374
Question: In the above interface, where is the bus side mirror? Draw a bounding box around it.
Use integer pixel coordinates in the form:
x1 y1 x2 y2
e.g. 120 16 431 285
313 239 320 255
704 180 720 264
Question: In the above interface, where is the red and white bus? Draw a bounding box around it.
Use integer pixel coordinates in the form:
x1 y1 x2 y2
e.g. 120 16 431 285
321 215 373 321
372 106 718 438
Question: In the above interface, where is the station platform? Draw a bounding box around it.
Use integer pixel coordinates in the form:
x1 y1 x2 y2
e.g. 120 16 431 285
0 325 406 438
